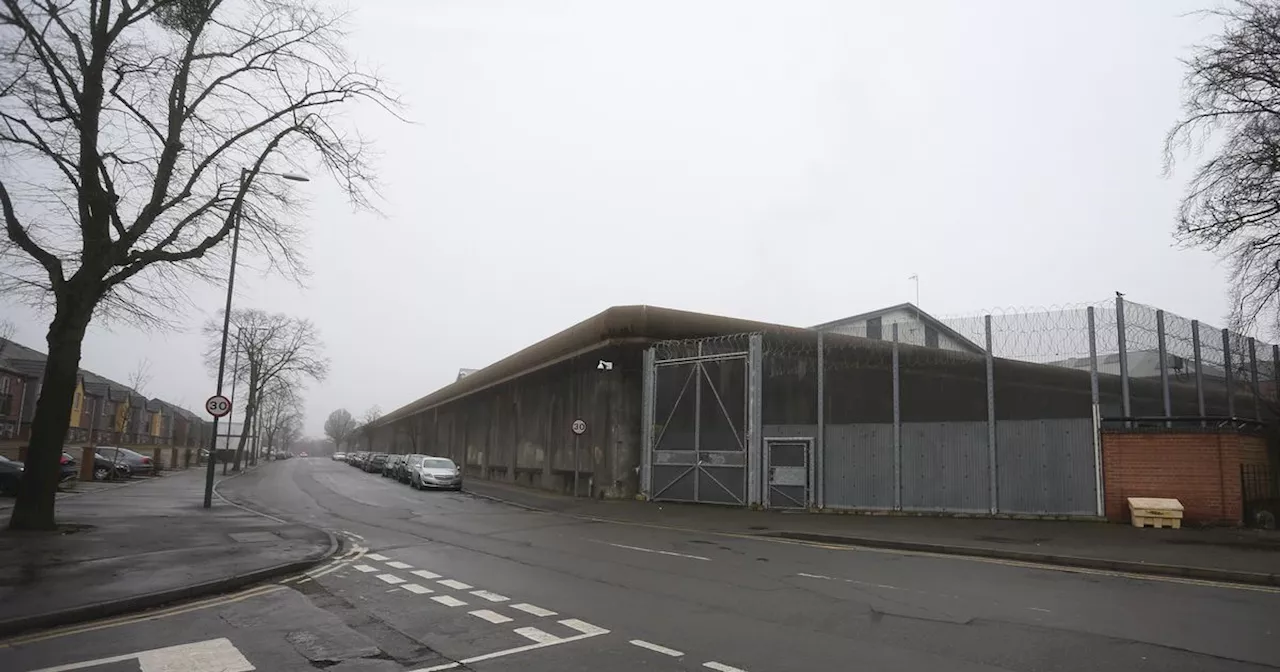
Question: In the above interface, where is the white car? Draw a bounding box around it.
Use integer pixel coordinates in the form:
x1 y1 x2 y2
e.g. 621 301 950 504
410 457 462 491
332 452 346 461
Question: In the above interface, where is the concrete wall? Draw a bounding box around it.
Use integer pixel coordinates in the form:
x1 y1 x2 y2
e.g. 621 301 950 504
383 343 645 498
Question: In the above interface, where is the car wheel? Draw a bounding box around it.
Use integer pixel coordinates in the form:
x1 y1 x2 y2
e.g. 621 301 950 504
94 467 110 481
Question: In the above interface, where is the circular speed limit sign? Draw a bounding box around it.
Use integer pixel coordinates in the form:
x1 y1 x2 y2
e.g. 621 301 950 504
205 394 232 418
571 419 587 435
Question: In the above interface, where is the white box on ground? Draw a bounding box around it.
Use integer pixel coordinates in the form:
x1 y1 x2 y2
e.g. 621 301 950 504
1128 497 1184 529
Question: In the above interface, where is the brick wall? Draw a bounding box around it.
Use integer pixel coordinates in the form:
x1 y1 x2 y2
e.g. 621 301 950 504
1101 430 1271 525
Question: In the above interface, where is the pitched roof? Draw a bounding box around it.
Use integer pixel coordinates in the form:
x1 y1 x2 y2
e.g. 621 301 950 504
0 337 47 378
810 302 985 354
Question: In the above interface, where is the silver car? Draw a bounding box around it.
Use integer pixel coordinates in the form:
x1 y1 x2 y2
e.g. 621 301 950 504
410 457 462 491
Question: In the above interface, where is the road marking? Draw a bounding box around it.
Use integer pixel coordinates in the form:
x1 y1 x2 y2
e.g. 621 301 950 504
0 585 285 648
403 583 433 594
354 564 377 573
26 637 253 672
412 569 442 579
439 579 473 590
704 663 747 672
471 590 509 602
386 560 413 569
432 595 468 607
509 603 557 617
797 572 901 591
365 553 389 561
1029 607 1051 613
558 618 609 636
513 627 560 644
413 622 607 672
306 561 350 581
469 609 513 624
377 573 405 585
630 639 684 657
606 542 711 561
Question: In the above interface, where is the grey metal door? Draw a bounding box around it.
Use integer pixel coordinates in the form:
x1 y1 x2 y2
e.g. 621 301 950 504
650 355 748 505
766 439 810 509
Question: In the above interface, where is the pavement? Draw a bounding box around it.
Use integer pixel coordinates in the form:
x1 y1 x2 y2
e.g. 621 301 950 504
2 457 1274 672
0 465 336 638
459 478 1280 586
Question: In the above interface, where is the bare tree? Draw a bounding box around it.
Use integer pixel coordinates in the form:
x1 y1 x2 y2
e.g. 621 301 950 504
126 358 152 395
324 408 355 451
399 414 424 454
203 308 326 471
1166 1 1280 335
257 378 301 459
0 318 13 359
1 0 399 530
363 405 382 425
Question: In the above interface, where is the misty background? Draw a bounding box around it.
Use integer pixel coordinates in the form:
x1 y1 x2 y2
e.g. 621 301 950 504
0 0 1228 434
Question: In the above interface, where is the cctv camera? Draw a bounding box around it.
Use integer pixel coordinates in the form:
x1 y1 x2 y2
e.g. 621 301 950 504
597 360 614 371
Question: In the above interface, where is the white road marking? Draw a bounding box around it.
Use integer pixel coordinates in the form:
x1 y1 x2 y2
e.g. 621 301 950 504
606 542 711 561
471 590 509 602
509 603 557 617
386 561 413 569
365 553 389 561
1029 607 1051 613
411 569 442 580
469 609 513 624
630 639 684 657
513 627 560 644
558 618 609 636
377 574 405 585
704 662 748 672
402 583 433 594
28 638 253 672
412 624 607 672
297 578 312 584
353 564 377 573
432 595 468 607
439 579 473 590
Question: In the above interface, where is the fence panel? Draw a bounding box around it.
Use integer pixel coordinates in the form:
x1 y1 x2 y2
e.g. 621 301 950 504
822 423 894 509
899 421 990 512
995 418 1096 515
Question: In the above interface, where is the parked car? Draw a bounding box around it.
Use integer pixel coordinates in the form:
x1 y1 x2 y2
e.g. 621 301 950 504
365 453 388 473
332 452 347 461
397 454 424 483
382 455 402 478
96 446 155 476
298 451 308 458
350 452 369 468
59 452 79 482
93 453 131 481
410 457 462 491
0 455 22 495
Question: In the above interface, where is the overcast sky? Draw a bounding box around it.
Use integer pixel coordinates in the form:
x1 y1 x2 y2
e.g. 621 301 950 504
0 0 1231 434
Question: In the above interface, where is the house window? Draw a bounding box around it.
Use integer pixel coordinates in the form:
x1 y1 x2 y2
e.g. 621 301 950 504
0 394 11 416
0 377 9 395
925 325 939 349
866 316 882 340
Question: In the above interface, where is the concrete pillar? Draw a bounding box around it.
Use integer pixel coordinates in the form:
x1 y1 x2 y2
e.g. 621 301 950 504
170 447 178 469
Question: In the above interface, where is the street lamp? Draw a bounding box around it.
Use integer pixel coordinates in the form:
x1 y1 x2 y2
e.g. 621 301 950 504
203 168 309 508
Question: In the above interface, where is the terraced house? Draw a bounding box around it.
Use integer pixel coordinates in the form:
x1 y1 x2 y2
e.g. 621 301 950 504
0 337 212 469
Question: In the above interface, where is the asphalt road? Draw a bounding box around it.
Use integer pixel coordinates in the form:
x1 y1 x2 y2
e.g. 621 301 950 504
3 458 1277 672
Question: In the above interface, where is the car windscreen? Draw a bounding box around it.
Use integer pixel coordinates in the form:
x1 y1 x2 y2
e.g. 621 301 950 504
421 459 455 469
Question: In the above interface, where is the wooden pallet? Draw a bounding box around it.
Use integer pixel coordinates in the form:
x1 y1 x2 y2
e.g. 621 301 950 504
1131 514 1181 529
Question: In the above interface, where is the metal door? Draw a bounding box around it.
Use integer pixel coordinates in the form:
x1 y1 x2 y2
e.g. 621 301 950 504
766 439 810 509
649 355 748 505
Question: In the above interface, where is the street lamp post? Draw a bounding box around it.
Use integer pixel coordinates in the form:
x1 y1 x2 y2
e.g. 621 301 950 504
203 168 308 508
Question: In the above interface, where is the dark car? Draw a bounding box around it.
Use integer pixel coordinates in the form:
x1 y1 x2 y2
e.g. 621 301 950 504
350 452 369 468
364 453 388 473
0 455 22 496
59 452 79 482
381 455 401 478
397 454 424 483
93 453 131 481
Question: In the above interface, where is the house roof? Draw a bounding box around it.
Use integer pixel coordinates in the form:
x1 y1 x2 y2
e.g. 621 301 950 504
0 338 47 378
810 302 985 353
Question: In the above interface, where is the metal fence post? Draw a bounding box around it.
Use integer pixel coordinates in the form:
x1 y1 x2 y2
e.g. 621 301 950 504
892 323 902 512
747 333 763 508
1156 310 1171 427
1223 329 1235 418
1192 320 1205 419
693 341 703 503
815 331 825 510
1116 295 1131 425
1087 306 1103 517
1272 344 1279 406
640 347 655 500
984 315 998 514
1249 337 1261 420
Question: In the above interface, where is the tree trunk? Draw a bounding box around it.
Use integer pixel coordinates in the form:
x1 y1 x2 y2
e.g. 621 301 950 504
232 368 259 471
8 294 95 531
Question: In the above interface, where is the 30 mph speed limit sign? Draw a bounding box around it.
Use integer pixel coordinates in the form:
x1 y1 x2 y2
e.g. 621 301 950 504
205 395 232 418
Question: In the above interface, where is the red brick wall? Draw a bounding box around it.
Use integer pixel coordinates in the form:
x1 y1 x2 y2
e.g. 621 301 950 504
1102 431 1271 526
